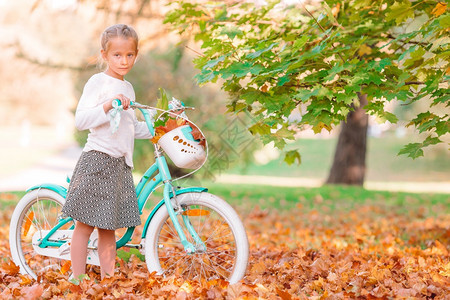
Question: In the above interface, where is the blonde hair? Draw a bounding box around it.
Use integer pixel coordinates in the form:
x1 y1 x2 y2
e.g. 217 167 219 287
101 24 139 51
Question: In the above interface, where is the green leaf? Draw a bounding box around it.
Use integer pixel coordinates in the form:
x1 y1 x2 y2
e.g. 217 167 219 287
69 274 91 285
435 120 450 136
398 136 442 159
214 6 228 21
439 14 450 28
398 45 418 62
227 101 247 113
398 142 424 159
422 135 441 147
220 26 243 39
369 58 392 72
155 88 169 119
117 249 145 263
324 63 345 82
250 64 265 75
194 70 217 84
204 55 227 69
273 136 287 149
384 111 399 123
221 61 253 79
403 47 426 68
247 42 278 59
311 121 332 134
367 72 384 85
409 112 440 133
274 126 295 140
295 88 320 102
386 1 414 25
284 150 301 165
277 75 291 86
336 92 356 105
293 35 309 50
248 122 271 135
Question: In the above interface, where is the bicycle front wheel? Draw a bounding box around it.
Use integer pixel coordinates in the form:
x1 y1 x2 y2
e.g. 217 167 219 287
145 192 249 284
9 188 73 280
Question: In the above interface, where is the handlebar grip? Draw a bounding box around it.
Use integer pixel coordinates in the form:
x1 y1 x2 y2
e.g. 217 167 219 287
112 99 134 107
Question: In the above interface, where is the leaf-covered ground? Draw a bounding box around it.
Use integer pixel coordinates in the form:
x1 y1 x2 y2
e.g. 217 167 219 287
1 191 449 299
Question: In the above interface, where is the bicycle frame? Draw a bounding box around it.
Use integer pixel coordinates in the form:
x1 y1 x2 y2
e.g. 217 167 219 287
29 104 208 255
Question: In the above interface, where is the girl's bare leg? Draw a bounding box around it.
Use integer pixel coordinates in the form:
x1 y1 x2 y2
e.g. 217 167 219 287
97 228 116 279
71 221 94 278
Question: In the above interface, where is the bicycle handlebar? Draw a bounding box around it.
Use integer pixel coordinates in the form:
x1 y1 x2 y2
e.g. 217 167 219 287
112 99 208 181
112 99 194 112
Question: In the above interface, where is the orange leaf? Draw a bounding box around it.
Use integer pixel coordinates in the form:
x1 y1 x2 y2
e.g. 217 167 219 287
60 260 71 274
276 287 292 300
23 211 34 237
165 118 179 132
1 260 20 276
21 284 43 300
251 261 266 274
260 83 269 92
189 124 205 142
151 127 167 143
332 3 340 17
20 274 32 286
431 2 447 17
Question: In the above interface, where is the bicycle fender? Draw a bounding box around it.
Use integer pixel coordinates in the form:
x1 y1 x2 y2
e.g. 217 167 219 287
141 187 208 239
26 184 68 198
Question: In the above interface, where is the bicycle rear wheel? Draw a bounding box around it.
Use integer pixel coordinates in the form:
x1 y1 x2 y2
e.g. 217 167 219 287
9 188 73 279
145 192 249 284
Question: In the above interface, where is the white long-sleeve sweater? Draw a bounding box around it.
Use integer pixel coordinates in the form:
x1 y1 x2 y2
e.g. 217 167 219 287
75 72 152 168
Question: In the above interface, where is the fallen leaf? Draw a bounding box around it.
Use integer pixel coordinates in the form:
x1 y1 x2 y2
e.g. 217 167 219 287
1 259 20 276
276 287 292 300
21 284 43 300
60 260 71 275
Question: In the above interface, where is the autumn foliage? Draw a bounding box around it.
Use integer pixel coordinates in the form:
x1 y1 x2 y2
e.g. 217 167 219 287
1 192 449 299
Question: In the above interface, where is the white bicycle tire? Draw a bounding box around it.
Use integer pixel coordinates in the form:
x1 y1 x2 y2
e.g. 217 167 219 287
145 192 249 284
9 188 66 279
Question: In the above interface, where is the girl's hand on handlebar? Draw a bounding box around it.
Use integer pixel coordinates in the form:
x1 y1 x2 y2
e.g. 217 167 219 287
104 94 131 112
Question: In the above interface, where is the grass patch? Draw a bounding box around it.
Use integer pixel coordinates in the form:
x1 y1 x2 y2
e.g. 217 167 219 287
0 192 25 209
228 135 450 182
2 183 448 219
204 182 449 217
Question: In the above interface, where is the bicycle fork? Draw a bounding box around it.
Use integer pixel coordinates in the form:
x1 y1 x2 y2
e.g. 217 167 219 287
157 155 206 254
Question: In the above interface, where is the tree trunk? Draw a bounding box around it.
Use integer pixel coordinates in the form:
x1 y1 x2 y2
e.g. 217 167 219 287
326 93 369 185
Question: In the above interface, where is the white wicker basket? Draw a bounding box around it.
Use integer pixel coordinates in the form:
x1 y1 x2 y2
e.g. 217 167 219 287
158 125 206 169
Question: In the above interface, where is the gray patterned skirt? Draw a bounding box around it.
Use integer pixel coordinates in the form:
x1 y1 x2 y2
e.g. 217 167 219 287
62 150 141 230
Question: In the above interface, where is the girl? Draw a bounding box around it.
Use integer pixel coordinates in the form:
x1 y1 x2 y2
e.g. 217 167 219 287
62 24 152 280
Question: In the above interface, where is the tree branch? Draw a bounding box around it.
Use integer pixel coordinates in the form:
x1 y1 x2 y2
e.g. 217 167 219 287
385 33 428 47
185 45 205 57
405 81 424 85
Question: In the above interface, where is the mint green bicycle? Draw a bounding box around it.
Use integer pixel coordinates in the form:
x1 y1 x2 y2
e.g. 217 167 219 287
9 101 249 284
